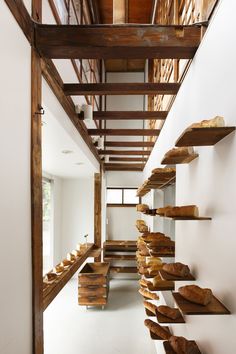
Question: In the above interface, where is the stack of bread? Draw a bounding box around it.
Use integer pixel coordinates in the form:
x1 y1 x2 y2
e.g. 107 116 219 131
156 205 199 218
136 204 149 212
163 147 194 160
136 219 148 232
147 234 175 256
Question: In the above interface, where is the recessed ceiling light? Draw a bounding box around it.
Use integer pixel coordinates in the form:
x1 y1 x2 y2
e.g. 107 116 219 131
61 150 73 154
75 162 84 165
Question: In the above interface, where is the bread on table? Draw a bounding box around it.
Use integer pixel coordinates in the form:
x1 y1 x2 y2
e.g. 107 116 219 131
136 204 149 212
139 278 152 288
157 305 180 320
189 116 225 129
179 285 213 306
164 147 194 158
152 275 174 289
139 288 159 300
53 264 64 274
44 272 57 282
143 300 158 315
61 259 73 267
144 319 171 340
169 335 199 354
165 205 199 218
163 262 190 277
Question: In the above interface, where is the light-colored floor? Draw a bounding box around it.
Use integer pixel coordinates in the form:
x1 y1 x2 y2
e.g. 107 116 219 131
44 277 156 354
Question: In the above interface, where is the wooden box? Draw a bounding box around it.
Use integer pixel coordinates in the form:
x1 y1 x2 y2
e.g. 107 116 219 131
78 262 110 307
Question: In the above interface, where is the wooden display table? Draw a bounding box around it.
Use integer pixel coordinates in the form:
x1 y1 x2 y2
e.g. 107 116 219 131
78 262 110 308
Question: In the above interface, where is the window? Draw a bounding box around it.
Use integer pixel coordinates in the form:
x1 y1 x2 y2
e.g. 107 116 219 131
106 188 140 206
42 178 53 275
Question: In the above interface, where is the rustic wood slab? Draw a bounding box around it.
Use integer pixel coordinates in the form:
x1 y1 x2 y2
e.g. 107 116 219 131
149 327 171 340
175 126 235 147
150 250 175 257
156 309 185 323
159 269 195 281
162 216 212 220
172 292 230 315
147 282 175 292
163 340 201 353
104 254 136 261
161 153 199 165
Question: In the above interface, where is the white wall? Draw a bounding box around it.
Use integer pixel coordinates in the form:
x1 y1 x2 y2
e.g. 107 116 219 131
0 2 32 353
144 1 236 353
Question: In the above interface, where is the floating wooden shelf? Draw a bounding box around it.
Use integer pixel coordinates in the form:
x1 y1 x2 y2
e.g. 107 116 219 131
149 250 175 257
156 309 185 324
159 269 195 281
104 254 136 261
160 215 211 220
103 240 137 252
149 327 171 340
163 341 201 354
175 126 235 147
43 243 94 311
172 292 230 315
147 282 175 292
110 266 137 273
161 153 199 165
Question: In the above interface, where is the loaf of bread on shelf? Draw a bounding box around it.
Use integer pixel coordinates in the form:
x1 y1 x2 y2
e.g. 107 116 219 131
165 205 199 218
152 274 174 289
72 249 82 257
179 285 213 306
53 264 64 274
189 116 225 129
138 266 149 275
164 147 194 158
151 167 176 174
67 253 76 262
61 259 73 267
157 305 180 320
139 288 159 300
44 272 57 282
136 204 149 212
144 319 171 340
163 262 190 277
146 257 162 267
143 300 158 315
156 205 173 216
141 232 166 242
169 335 199 354
139 278 152 288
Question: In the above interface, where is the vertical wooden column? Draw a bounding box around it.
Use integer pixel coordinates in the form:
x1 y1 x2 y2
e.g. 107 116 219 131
94 172 102 261
173 0 179 83
32 1 43 354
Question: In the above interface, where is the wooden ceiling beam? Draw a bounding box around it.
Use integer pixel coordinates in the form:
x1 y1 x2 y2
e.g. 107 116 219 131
104 163 144 169
88 129 160 136
99 150 151 155
105 166 144 171
65 83 180 96
104 141 155 147
34 24 202 59
89 111 168 120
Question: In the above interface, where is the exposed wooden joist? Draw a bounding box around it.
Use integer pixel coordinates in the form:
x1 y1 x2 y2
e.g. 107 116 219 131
109 157 147 162
34 24 202 59
64 83 180 95
105 166 144 171
104 163 144 169
99 150 151 155
104 141 155 147
90 110 168 120
88 129 160 136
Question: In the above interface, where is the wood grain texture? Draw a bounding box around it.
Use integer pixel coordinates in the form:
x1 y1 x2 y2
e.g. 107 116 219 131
64 83 180 95
92 110 168 120
94 173 102 261
34 24 201 59
99 150 151 155
104 141 154 147
163 341 201 354
109 157 147 162
88 129 160 136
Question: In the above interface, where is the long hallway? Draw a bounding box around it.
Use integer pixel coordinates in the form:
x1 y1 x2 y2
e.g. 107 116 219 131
44 278 156 354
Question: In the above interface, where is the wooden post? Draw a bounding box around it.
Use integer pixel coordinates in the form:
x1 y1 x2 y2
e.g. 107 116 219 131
173 0 179 83
94 172 102 261
32 1 43 354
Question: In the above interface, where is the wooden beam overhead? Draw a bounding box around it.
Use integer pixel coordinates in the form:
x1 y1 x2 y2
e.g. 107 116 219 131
88 129 160 136
104 163 145 169
105 166 144 171
64 83 180 96
90 111 168 120
99 150 151 155
104 141 155 147
109 157 147 162
34 24 202 59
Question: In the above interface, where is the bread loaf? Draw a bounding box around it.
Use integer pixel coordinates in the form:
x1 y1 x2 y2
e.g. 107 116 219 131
72 249 82 257
67 253 76 262
165 147 194 158
53 264 64 274
189 116 225 129
61 259 73 267
157 305 180 320
146 257 162 267
44 272 57 282
156 206 172 216
165 205 199 218
139 278 151 288
151 167 175 174
163 262 190 277
144 319 171 340
136 204 149 212
179 285 213 305
169 335 199 354
143 301 158 315
139 288 159 300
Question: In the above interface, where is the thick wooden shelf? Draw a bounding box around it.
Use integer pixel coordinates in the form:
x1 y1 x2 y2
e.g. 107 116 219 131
156 309 185 323
159 269 195 281
175 126 235 147
163 341 201 354
149 250 175 257
110 266 137 273
147 282 175 292
160 215 211 220
161 153 198 165
43 243 94 311
149 327 171 340
103 240 137 252
104 254 136 261
172 292 230 315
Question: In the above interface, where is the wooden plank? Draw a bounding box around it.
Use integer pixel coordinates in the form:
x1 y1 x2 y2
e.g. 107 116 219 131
64 83 180 95
109 157 147 162
94 172 102 262
110 266 137 273
104 163 145 169
156 309 185 323
91 111 168 120
161 153 199 165
159 269 195 281
4 0 33 42
34 24 202 59
105 141 154 147
43 244 94 310
104 254 136 261
88 129 160 136
105 167 144 171
99 150 151 155
41 58 101 163
163 341 201 354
